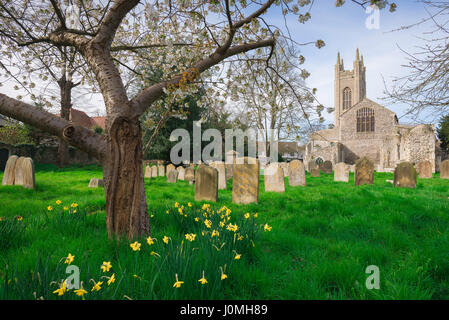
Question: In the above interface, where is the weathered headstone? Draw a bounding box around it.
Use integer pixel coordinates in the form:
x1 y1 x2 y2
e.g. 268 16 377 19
264 163 285 192
288 160 306 186
355 157 374 186
308 160 318 172
151 166 157 178
144 165 152 178
185 167 195 182
177 166 185 180
211 161 227 190
194 165 218 202
166 164 175 175
225 163 233 180
88 178 104 188
158 165 165 177
167 169 178 183
320 160 333 174
232 157 259 204
441 160 449 179
394 162 417 188
310 168 320 177
280 162 289 177
14 157 35 189
334 162 349 182
417 161 432 179
1 155 18 186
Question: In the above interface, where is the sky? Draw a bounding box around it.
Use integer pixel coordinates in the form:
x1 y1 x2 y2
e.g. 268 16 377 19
275 0 438 126
0 1 441 126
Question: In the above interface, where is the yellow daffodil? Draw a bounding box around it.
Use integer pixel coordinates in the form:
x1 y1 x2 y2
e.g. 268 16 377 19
47 206 53 211
204 219 212 228
130 241 141 251
71 203 78 208
264 224 272 232
173 274 184 288
101 261 112 273
198 271 207 285
146 237 155 245
194 217 199 222
175 202 179 208
65 253 75 265
64 206 69 211
226 223 238 232
234 253 242 260
188 202 192 207
244 213 250 219
53 280 68 296
211 230 219 238
254 213 258 218
74 287 87 298
91 280 103 292
150 251 160 257
107 274 116 286
56 200 62 205
185 233 196 242
166 210 169 214
15 216 23 221
178 208 183 215
221 273 228 280
162 236 169 244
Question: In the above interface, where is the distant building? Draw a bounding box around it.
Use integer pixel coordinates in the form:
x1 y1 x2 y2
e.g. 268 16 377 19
61 108 106 130
305 49 438 172
256 141 303 166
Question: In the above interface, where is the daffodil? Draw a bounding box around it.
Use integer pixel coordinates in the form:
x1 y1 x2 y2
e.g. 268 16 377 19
234 253 242 260
173 274 184 288
198 271 207 285
91 280 103 292
244 213 250 219
101 261 112 273
107 274 116 286
194 217 199 222
71 203 78 208
74 287 87 298
63 206 69 211
226 223 238 232
47 206 53 211
174 202 179 208
188 202 192 207
130 241 141 251
65 253 75 265
221 273 228 280
162 236 169 244
15 216 23 221
185 233 196 242
56 200 62 205
53 280 68 296
204 219 212 228
150 251 160 257
264 224 272 232
146 237 155 245
254 213 258 218
178 208 183 215
211 230 219 238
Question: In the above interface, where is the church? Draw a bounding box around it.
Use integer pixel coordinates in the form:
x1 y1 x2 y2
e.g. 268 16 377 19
304 49 438 172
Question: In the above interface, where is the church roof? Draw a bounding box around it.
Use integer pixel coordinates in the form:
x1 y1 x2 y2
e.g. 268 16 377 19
340 97 396 117
309 128 338 141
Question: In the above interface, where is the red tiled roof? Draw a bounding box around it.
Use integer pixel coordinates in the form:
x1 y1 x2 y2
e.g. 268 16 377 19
57 109 106 130
92 117 106 130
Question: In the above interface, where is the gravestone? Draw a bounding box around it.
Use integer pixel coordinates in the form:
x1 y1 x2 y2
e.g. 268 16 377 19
394 162 417 188
14 157 35 189
151 166 157 178
158 165 165 177
166 164 175 175
288 160 306 186
308 160 318 172
167 169 178 183
264 163 285 192
2 155 18 186
441 160 449 179
88 178 104 188
320 160 333 174
232 157 259 204
310 168 320 177
177 166 185 180
144 166 152 178
185 167 195 182
194 165 218 202
225 163 233 180
211 161 227 190
334 162 349 182
355 157 374 186
417 161 432 179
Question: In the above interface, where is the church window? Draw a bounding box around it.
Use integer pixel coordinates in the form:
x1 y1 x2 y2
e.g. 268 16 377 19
343 87 352 110
356 107 375 132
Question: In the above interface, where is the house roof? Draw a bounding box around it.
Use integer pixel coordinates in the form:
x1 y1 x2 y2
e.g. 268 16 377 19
59 109 106 130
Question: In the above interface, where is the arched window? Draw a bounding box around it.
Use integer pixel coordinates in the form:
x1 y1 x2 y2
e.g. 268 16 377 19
356 107 375 132
343 87 352 110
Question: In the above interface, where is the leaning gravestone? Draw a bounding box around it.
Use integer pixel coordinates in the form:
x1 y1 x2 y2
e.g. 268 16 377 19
232 157 259 204
440 160 449 179
308 160 318 172
394 162 417 188
211 161 227 190
144 166 152 178
320 160 333 174
264 163 285 192
177 166 185 180
2 155 18 186
185 167 195 182
166 164 175 175
288 160 306 187
417 161 432 179
355 157 374 186
158 165 165 177
310 168 320 177
88 178 104 188
334 162 349 182
151 166 157 178
167 169 178 183
14 157 35 189
194 165 218 202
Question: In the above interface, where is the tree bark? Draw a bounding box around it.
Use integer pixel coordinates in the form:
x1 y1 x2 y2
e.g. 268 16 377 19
103 116 150 239
58 77 73 167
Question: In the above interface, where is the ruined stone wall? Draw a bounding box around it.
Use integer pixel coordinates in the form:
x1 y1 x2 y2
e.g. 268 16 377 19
400 124 437 173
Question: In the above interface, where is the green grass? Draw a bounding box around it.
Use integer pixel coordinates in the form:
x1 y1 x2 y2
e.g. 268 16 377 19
1 164 449 300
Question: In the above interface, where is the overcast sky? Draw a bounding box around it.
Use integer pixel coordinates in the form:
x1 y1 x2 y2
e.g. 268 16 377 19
0 1 440 126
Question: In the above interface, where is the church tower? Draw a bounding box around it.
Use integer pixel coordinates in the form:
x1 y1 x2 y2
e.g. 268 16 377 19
334 49 366 128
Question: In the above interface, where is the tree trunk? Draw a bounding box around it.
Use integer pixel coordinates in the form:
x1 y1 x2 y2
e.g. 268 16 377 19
103 116 150 239
58 78 73 167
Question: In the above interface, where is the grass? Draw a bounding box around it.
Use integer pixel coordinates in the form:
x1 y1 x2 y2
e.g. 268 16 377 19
1 163 449 300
